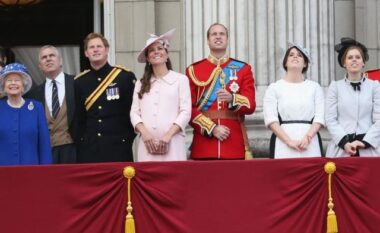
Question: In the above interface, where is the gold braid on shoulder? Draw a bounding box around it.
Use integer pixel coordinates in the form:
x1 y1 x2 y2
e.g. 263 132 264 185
74 70 90 80
197 74 219 110
113 65 131 72
189 65 219 87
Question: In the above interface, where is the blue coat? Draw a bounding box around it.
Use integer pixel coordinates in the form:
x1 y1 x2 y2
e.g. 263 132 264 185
0 98 52 165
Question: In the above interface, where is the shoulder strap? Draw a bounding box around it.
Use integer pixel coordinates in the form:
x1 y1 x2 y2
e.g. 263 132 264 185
74 70 90 80
113 64 131 72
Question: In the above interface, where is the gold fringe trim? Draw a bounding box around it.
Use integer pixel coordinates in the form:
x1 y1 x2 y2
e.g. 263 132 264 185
232 94 250 111
123 166 136 233
324 162 338 233
193 114 216 136
244 146 253 160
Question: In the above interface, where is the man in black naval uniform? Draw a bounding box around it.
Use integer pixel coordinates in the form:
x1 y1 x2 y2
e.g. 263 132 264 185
74 32 136 163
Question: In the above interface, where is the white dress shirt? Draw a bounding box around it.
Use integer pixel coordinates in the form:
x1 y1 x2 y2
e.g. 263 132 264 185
45 72 65 117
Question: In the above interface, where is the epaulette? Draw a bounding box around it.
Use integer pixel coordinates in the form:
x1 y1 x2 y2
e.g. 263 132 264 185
114 65 131 72
74 69 90 80
230 58 248 65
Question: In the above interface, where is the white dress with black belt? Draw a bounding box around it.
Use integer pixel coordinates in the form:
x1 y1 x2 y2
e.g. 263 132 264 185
263 79 325 158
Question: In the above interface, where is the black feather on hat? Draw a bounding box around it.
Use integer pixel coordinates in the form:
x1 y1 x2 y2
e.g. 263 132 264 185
335 37 369 67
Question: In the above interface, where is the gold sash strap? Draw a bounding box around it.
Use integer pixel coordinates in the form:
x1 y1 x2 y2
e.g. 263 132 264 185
85 67 121 111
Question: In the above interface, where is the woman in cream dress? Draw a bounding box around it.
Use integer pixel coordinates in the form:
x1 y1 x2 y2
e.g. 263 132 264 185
130 29 191 161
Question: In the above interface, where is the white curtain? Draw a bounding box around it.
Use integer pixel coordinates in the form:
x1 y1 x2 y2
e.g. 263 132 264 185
12 46 80 86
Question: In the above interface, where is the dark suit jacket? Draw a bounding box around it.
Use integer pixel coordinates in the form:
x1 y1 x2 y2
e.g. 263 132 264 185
26 73 76 140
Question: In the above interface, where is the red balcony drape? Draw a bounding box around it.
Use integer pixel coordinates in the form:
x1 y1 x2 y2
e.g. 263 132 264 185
1 157 380 233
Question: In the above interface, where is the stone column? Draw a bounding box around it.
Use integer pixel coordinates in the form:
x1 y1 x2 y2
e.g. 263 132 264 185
111 0 183 79
355 0 380 69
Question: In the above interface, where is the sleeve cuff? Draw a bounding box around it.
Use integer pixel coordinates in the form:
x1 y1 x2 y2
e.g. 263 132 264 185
192 114 216 137
229 93 250 111
338 135 350 149
362 140 372 149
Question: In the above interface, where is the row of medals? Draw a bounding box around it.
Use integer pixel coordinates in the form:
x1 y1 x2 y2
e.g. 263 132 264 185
106 87 120 100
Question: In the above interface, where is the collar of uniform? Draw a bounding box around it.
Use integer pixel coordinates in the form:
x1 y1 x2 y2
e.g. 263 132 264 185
92 62 112 77
207 54 229 66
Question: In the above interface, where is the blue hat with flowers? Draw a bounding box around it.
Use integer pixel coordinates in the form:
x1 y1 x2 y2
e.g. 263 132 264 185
0 63 32 94
287 42 313 65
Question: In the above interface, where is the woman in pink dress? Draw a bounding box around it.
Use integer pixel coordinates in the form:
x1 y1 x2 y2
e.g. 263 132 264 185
130 29 191 161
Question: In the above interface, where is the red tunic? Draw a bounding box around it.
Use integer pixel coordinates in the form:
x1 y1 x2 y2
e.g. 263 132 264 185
186 56 256 159
366 68 380 82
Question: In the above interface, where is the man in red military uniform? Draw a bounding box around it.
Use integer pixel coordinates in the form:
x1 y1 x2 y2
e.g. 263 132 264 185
186 23 256 160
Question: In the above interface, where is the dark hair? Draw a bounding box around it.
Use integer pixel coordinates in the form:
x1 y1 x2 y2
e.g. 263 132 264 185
83 32 110 50
339 46 366 68
0 47 15 67
138 49 173 99
0 47 6 67
207 23 229 39
282 46 309 73
335 37 369 67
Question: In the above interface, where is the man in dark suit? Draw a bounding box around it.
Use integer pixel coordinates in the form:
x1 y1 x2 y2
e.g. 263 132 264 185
27 45 76 163
74 32 136 163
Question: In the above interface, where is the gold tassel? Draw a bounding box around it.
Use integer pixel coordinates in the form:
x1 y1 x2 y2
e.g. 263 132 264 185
123 166 136 233
327 208 338 233
324 162 338 233
245 146 253 160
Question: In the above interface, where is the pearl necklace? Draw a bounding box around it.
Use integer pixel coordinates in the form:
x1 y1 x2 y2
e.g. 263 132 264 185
7 98 25 108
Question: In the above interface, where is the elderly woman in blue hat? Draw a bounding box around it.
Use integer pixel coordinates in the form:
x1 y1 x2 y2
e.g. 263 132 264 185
325 38 380 157
130 29 191 161
0 63 52 165
263 43 325 158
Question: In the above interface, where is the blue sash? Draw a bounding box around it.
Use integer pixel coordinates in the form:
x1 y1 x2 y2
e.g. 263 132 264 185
199 60 245 112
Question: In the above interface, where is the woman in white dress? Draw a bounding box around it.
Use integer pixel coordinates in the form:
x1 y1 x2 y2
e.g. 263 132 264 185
325 38 380 157
263 43 325 158
130 29 191 162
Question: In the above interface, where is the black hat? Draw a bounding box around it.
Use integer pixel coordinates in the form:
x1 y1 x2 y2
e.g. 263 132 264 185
334 37 369 67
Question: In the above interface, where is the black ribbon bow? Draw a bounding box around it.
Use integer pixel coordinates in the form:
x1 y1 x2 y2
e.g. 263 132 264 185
350 82 361 91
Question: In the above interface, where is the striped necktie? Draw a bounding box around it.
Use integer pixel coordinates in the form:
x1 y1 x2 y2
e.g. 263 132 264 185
51 80 60 118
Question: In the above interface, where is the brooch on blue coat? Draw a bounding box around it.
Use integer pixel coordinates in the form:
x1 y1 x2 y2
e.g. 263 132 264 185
28 101 34 111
